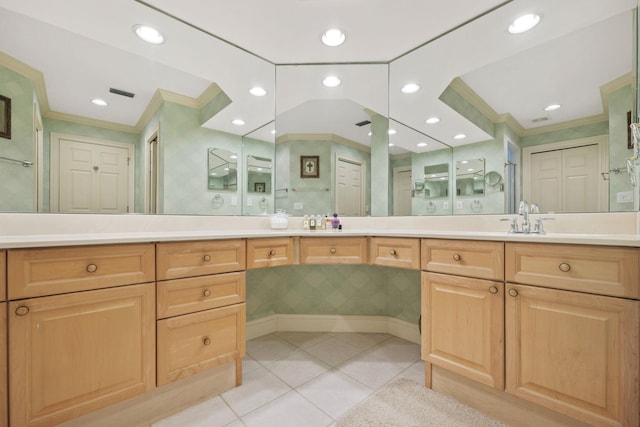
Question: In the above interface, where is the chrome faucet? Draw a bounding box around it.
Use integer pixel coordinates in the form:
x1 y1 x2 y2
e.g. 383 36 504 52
518 200 530 233
501 201 553 234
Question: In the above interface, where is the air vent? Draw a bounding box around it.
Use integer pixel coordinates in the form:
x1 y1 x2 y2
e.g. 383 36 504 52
355 120 371 127
531 116 550 123
109 87 135 98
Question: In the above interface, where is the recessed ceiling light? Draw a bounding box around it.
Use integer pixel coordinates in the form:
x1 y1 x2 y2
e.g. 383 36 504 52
270 129 276 135
454 134 467 140
388 143 395 147
232 119 245 126
368 132 372 136
230 155 238 159
133 25 164 44
321 29 346 47
91 98 108 107
249 87 267 97
425 117 440 124
401 83 420 94
467 168 474 172
322 75 341 87
461 160 469 164
417 142 428 147
544 104 561 111
388 129 397 135
508 13 540 34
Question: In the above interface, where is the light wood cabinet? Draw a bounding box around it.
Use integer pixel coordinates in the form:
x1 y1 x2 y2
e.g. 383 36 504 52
505 283 639 427
0 250 5 301
9 283 155 427
8 243 155 299
299 237 367 264
156 239 245 280
369 237 420 269
422 272 504 389
421 239 504 281
157 303 246 386
247 237 295 269
0 302 6 427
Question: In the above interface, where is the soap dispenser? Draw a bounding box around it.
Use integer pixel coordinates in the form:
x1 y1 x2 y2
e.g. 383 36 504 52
331 213 340 231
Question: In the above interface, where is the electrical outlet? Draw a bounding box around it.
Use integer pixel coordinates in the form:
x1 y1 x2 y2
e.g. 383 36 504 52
617 191 634 203
294 202 303 210
443 201 449 209
231 196 237 206
247 197 253 207
456 201 463 209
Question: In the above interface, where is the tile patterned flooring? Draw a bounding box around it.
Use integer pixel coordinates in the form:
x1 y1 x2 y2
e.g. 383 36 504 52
152 332 424 427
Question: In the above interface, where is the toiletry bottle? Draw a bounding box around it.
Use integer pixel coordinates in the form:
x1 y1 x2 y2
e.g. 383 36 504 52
325 215 331 230
331 213 340 231
309 215 316 230
303 214 309 230
320 214 326 230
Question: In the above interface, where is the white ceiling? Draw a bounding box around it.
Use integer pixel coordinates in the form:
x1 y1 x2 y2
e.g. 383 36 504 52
0 0 636 155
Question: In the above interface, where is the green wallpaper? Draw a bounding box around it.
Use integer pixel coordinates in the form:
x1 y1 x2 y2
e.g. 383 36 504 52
246 265 421 324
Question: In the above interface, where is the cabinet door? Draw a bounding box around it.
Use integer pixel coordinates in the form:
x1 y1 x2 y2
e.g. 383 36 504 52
0 302 6 427
9 283 155 427
422 272 504 389
505 284 639 427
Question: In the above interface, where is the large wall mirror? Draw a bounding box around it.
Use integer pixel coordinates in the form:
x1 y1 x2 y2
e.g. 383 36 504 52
0 0 638 218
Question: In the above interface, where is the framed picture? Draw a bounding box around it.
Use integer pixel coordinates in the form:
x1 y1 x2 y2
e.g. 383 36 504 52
0 95 10 139
300 155 319 178
254 182 265 192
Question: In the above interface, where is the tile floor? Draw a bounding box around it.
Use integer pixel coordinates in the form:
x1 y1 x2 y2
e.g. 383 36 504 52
152 332 425 427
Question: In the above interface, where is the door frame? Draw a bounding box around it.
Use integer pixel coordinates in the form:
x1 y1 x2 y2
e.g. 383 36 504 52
393 165 412 215
522 135 608 212
334 153 366 216
50 132 135 213
144 126 160 214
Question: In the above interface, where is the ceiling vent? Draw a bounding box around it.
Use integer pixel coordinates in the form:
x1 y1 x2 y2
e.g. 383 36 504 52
531 116 550 123
109 87 135 98
355 120 371 127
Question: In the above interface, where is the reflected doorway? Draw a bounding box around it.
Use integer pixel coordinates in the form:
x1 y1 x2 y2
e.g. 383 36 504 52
336 155 365 216
393 166 412 215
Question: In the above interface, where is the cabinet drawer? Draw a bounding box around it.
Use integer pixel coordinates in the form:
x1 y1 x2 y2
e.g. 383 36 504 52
0 251 5 301
8 243 155 299
247 237 295 269
157 272 246 319
157 303 246 386
157 240 246 280
421 239 504 281
370 237 420 269
299 237 367 264
506 243 640 298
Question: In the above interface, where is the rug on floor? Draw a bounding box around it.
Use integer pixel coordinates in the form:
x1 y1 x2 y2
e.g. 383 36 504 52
335 377 506 427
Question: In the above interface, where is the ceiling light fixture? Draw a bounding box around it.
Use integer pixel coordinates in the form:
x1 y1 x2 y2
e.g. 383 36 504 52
133 25 164 44
321 29 346 47
417 142 428 147
322 75 341 87
425 117 440 124
508 13 540 34
232 119 246 126
401 83 420 94
388 129 397 135
249 87 267 97
454 134 467 140
544 104 561 111
91 98 108 107
388 143 395 147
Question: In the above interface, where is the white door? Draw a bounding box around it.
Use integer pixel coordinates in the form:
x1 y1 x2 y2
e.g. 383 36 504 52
52 134 133 213
529 144 599 213
336 156 364 216
393 167 412 215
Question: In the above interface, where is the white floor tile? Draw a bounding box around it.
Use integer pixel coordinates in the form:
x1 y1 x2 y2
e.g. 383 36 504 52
338 352 409 390
151 396 237 427
221 367 291 416
246 334 298 362
330 332 390 351
297 370 373 419
242 354 262 374
276 331 332 348
303 336 364 367
262 349 330 388
242 391 332 427
393 360 426 385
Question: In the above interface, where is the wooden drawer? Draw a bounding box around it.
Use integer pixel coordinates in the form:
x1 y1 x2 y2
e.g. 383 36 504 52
247 237 295 269
157 272 246 319
157 303 246 386
0 251 5 302
156 240 246 281
506 242 640 298
421 239 504 281
370 237 420 269
8 243 155 299
299 237 367 264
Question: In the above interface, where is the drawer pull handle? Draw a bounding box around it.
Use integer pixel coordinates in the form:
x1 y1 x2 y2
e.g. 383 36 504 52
330 248 337 254
389 249 397 256
203 255 211 262
489 286 499 294
558 262 571 272
453 253 461 262
15 306 29 316
203 289 211 297
203 337 211 346
508 288 519 297
86 264 98 273
269 249 276 256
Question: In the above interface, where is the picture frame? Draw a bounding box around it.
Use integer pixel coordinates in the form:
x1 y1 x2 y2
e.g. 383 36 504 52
300 155 319 178
254 182 265 192
0 95 11 139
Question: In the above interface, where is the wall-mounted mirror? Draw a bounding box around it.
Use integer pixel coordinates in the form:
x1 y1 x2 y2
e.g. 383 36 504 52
207 148 238 191
424 164 450 200
456 159 485 197
247 155 272 194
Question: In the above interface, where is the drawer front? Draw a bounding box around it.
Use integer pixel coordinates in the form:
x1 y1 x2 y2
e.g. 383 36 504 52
157 272 246 319
8 243 155 299
0 251 5 302
506 243 640 298
157 303 246 386
299 237 367 264
370 237 420 270
247 237 295 269
157 240 246 280
421 239 504 281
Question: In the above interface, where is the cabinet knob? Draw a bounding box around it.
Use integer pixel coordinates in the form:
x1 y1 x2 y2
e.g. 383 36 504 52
86 263 98 273
203 337 211 346
269 249 276 256
330 248 337 254
489 286 499 294
15 306 29 316
389 249 397 256
558 262 571 272
453 253 461 262
203 254 211 262
203 289 211 297
508 288 519 297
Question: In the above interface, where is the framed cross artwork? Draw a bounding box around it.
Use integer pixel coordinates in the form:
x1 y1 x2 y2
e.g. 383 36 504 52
300 155 319 178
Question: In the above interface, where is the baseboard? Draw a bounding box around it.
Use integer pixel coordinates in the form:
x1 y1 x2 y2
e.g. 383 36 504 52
247 314 420 344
